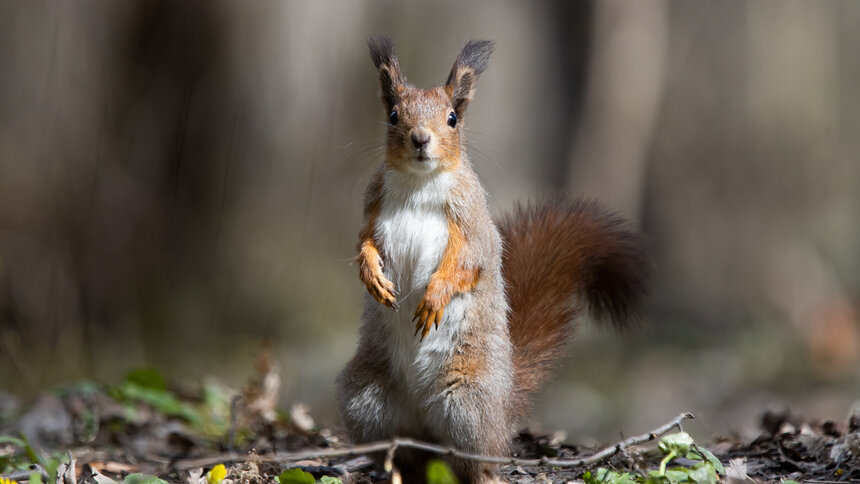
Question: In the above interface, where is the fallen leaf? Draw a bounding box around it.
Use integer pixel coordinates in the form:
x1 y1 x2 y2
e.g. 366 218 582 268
726 457 750 484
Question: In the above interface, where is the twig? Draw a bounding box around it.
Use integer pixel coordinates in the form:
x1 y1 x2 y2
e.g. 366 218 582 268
383 440 399 472
169 412 693 472
2 469 46 482
228 394 240 453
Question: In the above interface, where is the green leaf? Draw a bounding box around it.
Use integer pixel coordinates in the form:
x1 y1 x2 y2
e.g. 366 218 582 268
613 472 640 484
0 435 26 447
693 446 725 475
584 468 642 484
112 382 201 425
663 468 690 482
649 463 717 484
686 463 717 484
644 475 668 484
121 474 169 484
29 470 44 484
426 459 458 484
277 468 315 484
319 477 344 484
658 432 694 455
124 368 167 391
43 456 61 484
56 380 102 397
19 436 42 466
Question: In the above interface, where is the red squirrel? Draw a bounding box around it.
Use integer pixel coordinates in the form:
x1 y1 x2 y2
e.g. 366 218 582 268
336 36 650 483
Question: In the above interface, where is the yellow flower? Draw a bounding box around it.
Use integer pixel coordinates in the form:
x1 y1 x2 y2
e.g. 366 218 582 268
1 477 20 484
206 464 227 484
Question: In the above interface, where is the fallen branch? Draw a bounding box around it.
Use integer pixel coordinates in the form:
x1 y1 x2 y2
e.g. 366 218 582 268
170 412 693 472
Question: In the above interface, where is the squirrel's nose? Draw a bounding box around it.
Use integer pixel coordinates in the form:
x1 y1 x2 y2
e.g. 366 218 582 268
411 129 431 150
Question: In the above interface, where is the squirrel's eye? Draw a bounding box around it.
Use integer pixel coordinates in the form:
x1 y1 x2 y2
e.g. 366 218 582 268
447 112 457 128
389 110 398 125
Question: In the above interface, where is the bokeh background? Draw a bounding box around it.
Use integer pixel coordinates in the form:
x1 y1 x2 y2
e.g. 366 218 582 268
1 0 858 444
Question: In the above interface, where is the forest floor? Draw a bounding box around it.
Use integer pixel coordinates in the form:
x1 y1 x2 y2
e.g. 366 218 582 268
1 357 858 484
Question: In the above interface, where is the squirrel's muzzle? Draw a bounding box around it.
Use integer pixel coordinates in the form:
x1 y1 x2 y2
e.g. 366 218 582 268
411 127 431 151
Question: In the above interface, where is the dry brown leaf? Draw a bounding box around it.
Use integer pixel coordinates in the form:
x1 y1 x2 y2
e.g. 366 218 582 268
88 461 139 474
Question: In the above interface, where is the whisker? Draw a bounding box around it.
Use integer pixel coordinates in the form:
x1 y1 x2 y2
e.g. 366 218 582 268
464 140 506 176
462 129 493 139
332 135 387 194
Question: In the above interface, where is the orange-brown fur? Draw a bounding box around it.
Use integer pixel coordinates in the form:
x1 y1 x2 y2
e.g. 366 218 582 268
355 174 398 308
442 335 489 388
500 198 650 420
414 216 481 338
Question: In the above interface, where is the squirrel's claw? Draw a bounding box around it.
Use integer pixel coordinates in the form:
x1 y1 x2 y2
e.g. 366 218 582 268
357 248 398 310
365 273 398 310
413 300 444 340
414 317 433 341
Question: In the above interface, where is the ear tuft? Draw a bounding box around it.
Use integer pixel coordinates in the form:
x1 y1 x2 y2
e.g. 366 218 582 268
446 40 494 117
367 35 406 111
446 40 494 83
367 35 397 71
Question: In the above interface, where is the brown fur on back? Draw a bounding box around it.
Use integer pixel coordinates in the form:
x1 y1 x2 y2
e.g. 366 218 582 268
499 197 650 420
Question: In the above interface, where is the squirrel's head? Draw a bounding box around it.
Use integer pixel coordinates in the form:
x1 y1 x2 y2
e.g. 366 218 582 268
368 35 493 176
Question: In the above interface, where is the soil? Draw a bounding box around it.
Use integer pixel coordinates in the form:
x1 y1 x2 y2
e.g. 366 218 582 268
1 363 858 483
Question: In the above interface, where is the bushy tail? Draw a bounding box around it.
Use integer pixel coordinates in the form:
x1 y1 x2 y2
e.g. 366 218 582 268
498 197 650 420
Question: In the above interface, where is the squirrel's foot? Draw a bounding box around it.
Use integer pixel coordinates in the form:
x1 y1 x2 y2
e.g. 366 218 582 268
358 252 398 309
366 272 398 309
413 300 444 340
413 280 451 340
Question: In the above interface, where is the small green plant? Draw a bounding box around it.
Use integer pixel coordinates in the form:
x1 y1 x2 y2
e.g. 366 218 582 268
0 435 63 482
583 432 724 484
276 468 316 484
120 474 169 484
583 468 640 484
275 468 342 484
108 368 201 425
0 435 172 484
107 369 236 445
426 459 458 484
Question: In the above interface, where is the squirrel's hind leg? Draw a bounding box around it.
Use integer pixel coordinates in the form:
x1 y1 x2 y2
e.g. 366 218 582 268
337 354 435 482
335 350 400 443
424 352 514 483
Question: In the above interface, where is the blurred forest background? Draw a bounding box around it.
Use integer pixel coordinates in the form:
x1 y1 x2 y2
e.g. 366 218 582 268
1 0 858 444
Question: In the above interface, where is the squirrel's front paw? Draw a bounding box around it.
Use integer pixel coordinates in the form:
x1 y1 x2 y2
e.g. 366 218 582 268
358 254 398 310
414 280 451 340
365 273 398 309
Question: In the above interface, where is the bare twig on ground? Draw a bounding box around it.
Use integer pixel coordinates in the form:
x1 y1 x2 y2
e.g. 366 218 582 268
169 412 693 473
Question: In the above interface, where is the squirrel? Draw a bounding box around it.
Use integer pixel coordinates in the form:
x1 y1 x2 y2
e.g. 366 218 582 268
336 35 650 484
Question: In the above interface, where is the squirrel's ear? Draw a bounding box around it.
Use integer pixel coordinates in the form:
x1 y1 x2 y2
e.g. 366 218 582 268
445 40 494 117
368 35 406 111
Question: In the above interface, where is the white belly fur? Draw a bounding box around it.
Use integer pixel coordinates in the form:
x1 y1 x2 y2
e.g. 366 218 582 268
375 170 466 388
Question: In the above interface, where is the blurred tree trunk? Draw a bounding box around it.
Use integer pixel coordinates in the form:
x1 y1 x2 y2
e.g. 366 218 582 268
0 0 234 390
565 0 668 221
542 0 593 190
